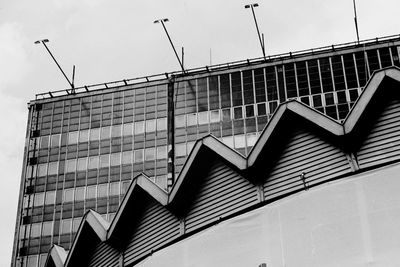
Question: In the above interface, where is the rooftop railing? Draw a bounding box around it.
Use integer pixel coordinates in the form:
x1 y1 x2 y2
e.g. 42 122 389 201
35 34 400 100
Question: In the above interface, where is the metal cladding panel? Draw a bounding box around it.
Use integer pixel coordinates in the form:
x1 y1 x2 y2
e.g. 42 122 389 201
263 129 351 200
124 198 180 266
88 242 120 267
357 98 400 168
184 160 259 233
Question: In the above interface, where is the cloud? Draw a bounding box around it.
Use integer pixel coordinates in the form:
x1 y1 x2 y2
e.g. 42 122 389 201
0 22 32 93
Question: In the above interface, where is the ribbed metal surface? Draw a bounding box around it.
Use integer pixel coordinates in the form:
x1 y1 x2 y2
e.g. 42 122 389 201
185 160 259 233
358 98 400 168
88 242 120 267
124 198 180 265
263 129 351 200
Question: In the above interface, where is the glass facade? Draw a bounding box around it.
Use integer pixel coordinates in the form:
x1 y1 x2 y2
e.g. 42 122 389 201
13 37 400 266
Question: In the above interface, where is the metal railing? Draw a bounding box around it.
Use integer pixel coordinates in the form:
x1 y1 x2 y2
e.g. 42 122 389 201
35 34 400 100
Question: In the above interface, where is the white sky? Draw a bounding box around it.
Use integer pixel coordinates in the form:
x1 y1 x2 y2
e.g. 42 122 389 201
0 0 399 265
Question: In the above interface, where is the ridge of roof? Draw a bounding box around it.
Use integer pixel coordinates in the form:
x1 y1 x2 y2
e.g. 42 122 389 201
56 66 400 266
64 210 110 267
44 245 67 267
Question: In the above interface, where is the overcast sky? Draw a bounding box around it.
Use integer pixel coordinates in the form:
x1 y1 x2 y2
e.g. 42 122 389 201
1 0 400 265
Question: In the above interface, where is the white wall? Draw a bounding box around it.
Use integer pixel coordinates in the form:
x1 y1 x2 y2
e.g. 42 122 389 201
137 163 400 267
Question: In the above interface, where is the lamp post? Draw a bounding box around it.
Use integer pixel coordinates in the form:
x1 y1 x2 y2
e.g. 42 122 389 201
353 0 360 43
245 3 266 59
154 18 185 73
34 39 75 89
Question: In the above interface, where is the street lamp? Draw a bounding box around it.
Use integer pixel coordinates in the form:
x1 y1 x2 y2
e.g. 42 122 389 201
154 18 185 73
34 39 75 90
245 3 266 59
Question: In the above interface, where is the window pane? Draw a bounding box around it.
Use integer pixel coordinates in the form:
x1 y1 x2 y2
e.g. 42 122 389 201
68 132 78 144
100 155 110 168
37 163 47 177
75 187 85 201
247 132 258 147
111 125 122 137
198 111 209 125
31 223 41 238
222 136 234 148
90 128 100 141
146 119 156 133
122 151 133 165
65 159 76 173
98 184 108 198
134 121 145 135
73 217 82 233
86 185 96 199
210 110 220 123
42 221 52 236
51 134 60 147
175 143 186 157
134 149 143 162
175 115 185 128
233 107 243 120
156 146 167 160
77 158 87 171
234 134 246 148
100 126 111 140
61 219 71 234
34 193 45 206
110 153 121 166
64 188 74 202
187 113 197 126
157 117 167 131
145 147 156 161
123 123 133 136
40 136 49 149
88 156 99 169
48 162 58 175
109 182 119 196
45 191 55 205
27 255 38 267
79 130 89 143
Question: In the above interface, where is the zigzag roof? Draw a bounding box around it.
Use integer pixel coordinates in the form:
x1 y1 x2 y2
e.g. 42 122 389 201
49 66 400 266
44 245 67 267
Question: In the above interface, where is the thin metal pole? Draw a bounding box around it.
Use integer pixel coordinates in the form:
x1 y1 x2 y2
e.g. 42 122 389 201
41 41 74 88
353 0 360 43
250 5 266 59
159 20 186 73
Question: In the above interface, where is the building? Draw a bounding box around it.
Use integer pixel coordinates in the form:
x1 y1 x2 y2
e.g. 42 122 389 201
12 34 400 267
46 66 400 266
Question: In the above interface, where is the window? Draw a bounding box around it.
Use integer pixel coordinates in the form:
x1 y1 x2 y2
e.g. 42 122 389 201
233 107 243 119
245 105 254 118
30 223 41 238
75 187 85 201
77 158 87 171
45 191 55 205
110 153 121 166
123 123 133 136
175 143 186 157
68 131 79 144
134 149 143 162
156 146 167 160
247 132 258 147
234 134 246 148
109 182 119 196
89 128 100 141
121 181 130 195
175 115 185 128
100 154 110 168
100 126 111 140
145 147 156 161
198 111 209 125
111 125 122 137
86 185 96 199
61 219 72 234
37 163 47 177
222 136 234 148
42 221 52 236
122 151 133 165
40 136 49 148
48 162 58 175
27 255 38 267
88 156 99 169
187 113 197 126
146 119 156 133
64 188 74 202
98 184 108 198
34 193 45 206
65 159 76 173
187 141 195 155
222 108 231 121
257 103 266 116
51 134 60 147
210 110 220 123
134 121 145 135
79 130 89 143
157 117 167 131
